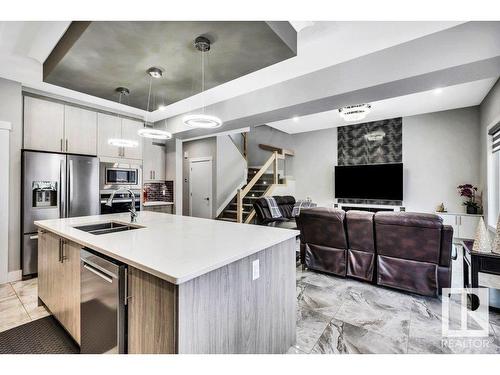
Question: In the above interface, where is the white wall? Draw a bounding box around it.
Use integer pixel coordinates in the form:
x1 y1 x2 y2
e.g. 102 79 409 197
0 121 11 283
216 135 247 216
0 78 22 277
403 107 480 213
292 127 337 207
290 107 480 213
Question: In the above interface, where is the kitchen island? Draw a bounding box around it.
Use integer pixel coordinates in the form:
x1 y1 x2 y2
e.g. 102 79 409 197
34 211 299 354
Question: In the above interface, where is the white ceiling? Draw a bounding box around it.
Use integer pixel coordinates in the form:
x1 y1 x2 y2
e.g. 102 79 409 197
266 78 498 134
0 21 465 121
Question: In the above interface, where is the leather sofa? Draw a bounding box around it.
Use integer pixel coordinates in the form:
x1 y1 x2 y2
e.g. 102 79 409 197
253 196 297 229
296 208 453 296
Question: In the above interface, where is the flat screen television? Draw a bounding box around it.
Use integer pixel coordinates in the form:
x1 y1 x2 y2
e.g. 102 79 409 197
334 163 403 201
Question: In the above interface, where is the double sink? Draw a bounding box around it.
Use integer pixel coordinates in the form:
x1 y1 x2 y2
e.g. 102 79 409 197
74 221 143 236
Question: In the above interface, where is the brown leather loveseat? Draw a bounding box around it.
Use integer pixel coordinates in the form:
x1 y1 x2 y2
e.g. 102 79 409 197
296 208 453 297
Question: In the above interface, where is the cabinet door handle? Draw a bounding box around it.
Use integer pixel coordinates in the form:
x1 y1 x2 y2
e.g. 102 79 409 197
60 138 63 152
153 171 155 179
65 139 68 152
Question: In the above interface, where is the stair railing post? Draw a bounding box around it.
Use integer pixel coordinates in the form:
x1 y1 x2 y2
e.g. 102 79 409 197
236 189 243 223
273 151 278 184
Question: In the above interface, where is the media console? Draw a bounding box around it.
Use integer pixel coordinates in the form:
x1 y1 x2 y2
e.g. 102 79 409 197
333 202 405 213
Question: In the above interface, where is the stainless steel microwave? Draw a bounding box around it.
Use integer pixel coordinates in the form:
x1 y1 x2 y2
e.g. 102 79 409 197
100 160 142 190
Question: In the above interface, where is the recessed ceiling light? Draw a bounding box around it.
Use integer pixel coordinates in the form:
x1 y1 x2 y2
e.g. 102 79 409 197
158 105 167 111
292 116 299 122
434 88 443 94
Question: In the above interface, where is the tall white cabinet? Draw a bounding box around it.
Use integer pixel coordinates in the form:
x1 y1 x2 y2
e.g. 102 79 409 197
143 138 166 182
24 96 65 153
24 96 97 155
97 113 143 160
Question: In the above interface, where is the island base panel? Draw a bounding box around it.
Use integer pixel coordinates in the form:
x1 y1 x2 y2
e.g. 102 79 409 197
177 238 296 354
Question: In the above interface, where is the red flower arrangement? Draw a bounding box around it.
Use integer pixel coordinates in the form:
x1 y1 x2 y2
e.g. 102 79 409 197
457 184 479 214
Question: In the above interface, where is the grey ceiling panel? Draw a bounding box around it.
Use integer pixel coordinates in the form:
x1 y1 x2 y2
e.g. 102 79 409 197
43 21 297 111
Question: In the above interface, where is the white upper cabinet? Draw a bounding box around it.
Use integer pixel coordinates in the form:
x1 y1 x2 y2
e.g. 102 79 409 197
143 138 166 182
64 106 97 155
97 114 143 160
97 113 122 158
121 118 143 160
24 96 65 152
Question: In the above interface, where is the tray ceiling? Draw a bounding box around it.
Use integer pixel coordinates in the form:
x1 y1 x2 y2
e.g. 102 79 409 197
43 21 296 111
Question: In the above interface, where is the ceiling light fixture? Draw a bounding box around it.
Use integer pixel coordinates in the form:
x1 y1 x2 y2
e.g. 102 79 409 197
110 87 138 148
434 88 443 94
292 116 299 122
182 36 223 129
138 67 173 140
338 104 372 122
108 138 139 148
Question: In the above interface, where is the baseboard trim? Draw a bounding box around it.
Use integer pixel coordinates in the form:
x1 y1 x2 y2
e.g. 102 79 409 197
8 270 22 282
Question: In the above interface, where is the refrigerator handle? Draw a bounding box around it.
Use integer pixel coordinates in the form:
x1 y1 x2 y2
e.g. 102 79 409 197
69 159 74 215
59 159 64 218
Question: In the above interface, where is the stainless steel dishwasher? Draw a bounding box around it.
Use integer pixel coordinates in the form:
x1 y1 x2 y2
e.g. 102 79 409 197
80 248 127 354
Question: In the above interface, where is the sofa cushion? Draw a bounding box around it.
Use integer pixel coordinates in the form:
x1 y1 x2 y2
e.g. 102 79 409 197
375 212 443 229
375 212 442 264
297 208 347 250
346 210 375 253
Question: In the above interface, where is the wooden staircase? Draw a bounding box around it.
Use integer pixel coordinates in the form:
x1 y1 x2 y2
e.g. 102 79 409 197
217 167 276 223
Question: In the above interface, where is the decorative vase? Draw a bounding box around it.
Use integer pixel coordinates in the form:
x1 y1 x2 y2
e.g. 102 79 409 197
466 205 477 215
492 216 500 255
472 217 492 253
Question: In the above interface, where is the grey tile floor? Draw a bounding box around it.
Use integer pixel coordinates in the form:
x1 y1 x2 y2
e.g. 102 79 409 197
291 246 500 354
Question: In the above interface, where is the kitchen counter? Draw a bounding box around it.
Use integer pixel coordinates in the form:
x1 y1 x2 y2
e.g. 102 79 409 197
143 201 174 207
35 211 299 285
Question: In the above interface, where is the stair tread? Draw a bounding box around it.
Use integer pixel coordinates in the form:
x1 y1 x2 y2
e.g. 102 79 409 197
218 217 237 222
224 210 251 214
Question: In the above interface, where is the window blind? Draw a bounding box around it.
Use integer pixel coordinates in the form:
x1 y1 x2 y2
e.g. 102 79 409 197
489 121 500 154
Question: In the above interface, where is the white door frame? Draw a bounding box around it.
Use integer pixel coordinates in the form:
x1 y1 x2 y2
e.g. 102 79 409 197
189 157 213 218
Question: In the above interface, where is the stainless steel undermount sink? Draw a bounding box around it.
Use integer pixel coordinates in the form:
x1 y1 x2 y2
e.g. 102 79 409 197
74 222 143 235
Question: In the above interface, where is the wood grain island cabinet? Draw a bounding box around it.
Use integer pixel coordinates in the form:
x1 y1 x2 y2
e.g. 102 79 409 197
36 212 297 354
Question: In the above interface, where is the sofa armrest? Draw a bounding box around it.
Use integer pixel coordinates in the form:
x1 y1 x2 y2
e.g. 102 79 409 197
440 225 454 267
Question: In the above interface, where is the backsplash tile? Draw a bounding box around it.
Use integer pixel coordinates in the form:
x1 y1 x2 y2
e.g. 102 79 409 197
144 181 173 202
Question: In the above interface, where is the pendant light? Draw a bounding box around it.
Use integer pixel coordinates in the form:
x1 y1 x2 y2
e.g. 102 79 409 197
108 87 139 148
138 67 173 140
182 36 223 129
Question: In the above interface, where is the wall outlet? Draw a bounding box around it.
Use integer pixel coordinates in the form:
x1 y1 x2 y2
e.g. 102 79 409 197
252 259 260 280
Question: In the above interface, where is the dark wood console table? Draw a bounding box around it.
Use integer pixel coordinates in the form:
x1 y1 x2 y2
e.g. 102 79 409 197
461 240 500 310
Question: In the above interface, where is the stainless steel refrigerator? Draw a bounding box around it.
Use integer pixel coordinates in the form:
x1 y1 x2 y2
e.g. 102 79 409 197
22 151 100 277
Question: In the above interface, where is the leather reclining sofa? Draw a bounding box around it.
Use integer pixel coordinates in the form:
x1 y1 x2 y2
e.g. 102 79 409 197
296 208 453 296
253 196 297 229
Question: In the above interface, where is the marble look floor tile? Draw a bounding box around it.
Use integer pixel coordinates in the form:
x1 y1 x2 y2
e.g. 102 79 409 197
295 306 332 353
287 346 307 354
335 287 411 340
11 278 38 305
0 295 31 333
311 318 407 354
298 269 347 289
0 283 15 301
298 283 346 319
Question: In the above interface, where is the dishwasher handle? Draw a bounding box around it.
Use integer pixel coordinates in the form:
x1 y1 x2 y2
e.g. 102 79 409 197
83 263 114 283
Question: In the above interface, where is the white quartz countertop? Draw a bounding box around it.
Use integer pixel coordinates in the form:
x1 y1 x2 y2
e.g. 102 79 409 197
143 201 174 207
35 212 299 285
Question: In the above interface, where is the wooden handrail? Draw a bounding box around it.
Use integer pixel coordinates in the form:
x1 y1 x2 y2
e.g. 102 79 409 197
259 143 294 157
236 151 278 223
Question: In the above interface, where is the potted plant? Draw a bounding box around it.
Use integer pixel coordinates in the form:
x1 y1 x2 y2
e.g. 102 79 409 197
457 184 479 214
